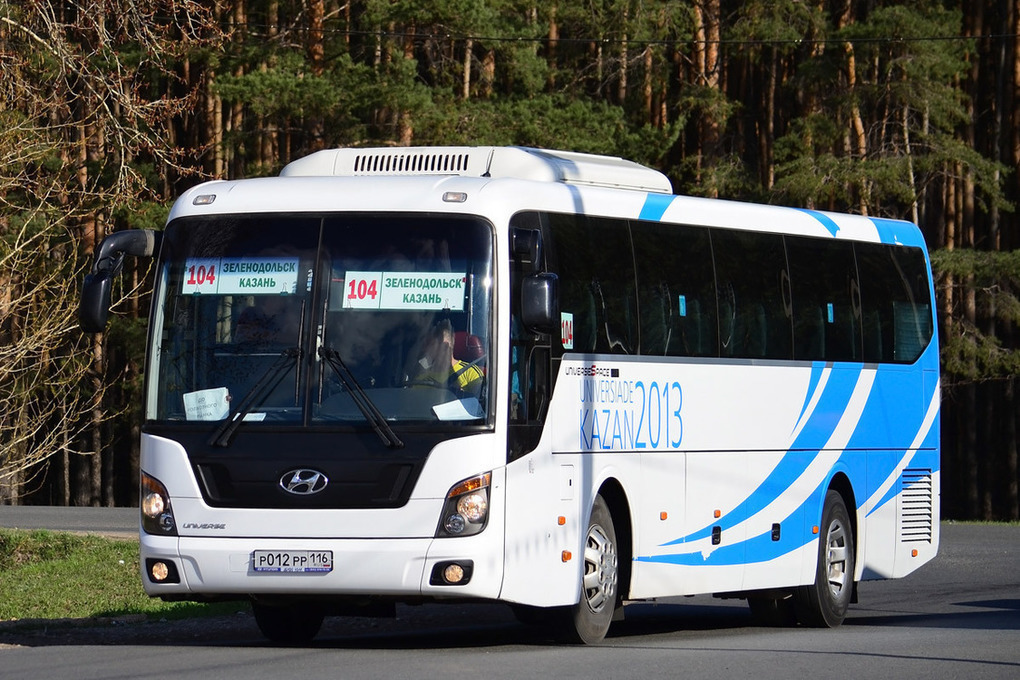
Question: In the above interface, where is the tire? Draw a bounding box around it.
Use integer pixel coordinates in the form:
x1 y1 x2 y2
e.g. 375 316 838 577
568 495 619 644
748 594 797 627
252 601 325 644
794 490 855 627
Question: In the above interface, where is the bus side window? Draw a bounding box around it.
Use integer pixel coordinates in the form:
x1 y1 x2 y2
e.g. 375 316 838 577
712 230 792 360
632 220 717 357
547 213 637 355
787 236 861 362
856 243 933 363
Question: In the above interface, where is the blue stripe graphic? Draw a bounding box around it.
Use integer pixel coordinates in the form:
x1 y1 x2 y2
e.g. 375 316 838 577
639 194 676 221
797 209 840 237
870 217 925 247
792 362 827 435
660 364 864 549
637 358 937 569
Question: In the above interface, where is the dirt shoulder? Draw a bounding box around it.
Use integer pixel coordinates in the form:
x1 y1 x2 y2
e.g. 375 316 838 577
0 612 259 648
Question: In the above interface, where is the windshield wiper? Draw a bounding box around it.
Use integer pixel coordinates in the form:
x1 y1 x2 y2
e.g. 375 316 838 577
208 347 301 448
319 347 404 449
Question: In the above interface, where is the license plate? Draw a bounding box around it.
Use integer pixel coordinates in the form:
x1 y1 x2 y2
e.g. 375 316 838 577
252 550 333 573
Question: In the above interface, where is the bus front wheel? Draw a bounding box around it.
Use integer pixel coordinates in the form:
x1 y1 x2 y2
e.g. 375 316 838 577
569 495 619 644
794 490 855 627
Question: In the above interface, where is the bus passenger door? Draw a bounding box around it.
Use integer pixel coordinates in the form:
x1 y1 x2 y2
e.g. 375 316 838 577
500 224 581 607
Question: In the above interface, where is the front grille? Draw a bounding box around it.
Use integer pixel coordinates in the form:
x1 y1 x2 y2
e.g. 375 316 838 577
900 468 934 543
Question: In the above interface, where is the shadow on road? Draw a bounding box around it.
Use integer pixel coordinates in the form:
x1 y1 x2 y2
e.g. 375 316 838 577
6 596 1017 650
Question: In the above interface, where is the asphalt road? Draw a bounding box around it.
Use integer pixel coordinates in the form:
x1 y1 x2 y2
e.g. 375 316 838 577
1 510 1018 679
0 505 136 538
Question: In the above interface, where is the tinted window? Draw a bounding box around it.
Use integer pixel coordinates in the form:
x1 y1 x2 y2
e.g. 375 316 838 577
787 236 861 361
547 213 637 354
632 220 717 356
856 243 933 363
712 230 792 359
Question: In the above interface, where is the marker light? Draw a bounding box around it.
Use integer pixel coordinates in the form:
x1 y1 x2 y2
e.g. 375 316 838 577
442 191 468 203
193 194 216 205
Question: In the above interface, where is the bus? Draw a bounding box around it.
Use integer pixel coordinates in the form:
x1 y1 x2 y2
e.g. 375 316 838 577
80 146 940 643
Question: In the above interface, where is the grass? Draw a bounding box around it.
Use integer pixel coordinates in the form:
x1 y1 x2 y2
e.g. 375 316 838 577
0 528 245 624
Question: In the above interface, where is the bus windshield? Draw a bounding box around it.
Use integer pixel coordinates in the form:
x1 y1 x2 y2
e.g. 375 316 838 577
147 214 494 431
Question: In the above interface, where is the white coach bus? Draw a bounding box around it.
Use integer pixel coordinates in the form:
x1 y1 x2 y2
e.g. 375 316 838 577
80 146 939 643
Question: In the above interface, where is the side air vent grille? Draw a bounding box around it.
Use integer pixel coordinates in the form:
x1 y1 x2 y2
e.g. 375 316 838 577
352 151 471 175
900 468 933 543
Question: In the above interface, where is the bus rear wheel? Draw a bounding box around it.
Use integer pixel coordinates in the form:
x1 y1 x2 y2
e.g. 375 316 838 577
252 600 325 644
568 495 619 644
794 490 855 627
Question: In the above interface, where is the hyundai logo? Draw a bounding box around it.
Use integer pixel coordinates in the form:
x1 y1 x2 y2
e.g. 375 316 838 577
279 469 329 495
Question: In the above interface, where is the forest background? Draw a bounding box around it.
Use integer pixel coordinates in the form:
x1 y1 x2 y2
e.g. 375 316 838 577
2 0 1019 520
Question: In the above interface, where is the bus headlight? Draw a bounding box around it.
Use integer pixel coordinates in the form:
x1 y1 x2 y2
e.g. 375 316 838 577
141 471 177 536
436 472 491 538
457 491 487 523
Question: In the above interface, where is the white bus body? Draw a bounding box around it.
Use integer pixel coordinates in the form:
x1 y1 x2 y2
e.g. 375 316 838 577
81 146 939 642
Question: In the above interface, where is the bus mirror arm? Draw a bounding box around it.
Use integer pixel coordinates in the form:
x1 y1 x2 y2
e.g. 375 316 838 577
79 230 161 333
521 272 559 334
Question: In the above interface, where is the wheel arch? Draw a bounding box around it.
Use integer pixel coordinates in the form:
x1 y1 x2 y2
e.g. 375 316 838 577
827 471 858 545
595 477 633 601
827 470 860 593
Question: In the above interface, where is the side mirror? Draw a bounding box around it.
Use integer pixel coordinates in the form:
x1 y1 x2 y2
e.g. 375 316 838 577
78 229 160 334
521 272 559 334
79 270 114 333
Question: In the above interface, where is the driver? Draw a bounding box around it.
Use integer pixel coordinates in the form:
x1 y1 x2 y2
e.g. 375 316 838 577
416 319 484 394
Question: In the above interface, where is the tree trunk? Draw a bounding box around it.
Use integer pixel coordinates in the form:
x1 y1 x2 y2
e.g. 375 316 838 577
643 47 653 124
463 37 473 100
1009 379 1020 519
692 0 721 194
481 49 495 98
308 0 325 150
547 5 558 91
617 6 629 106
400 24 415 145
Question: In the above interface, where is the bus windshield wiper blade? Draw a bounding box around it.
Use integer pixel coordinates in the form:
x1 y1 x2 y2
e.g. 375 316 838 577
319 347 404 449
208 347 301 448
